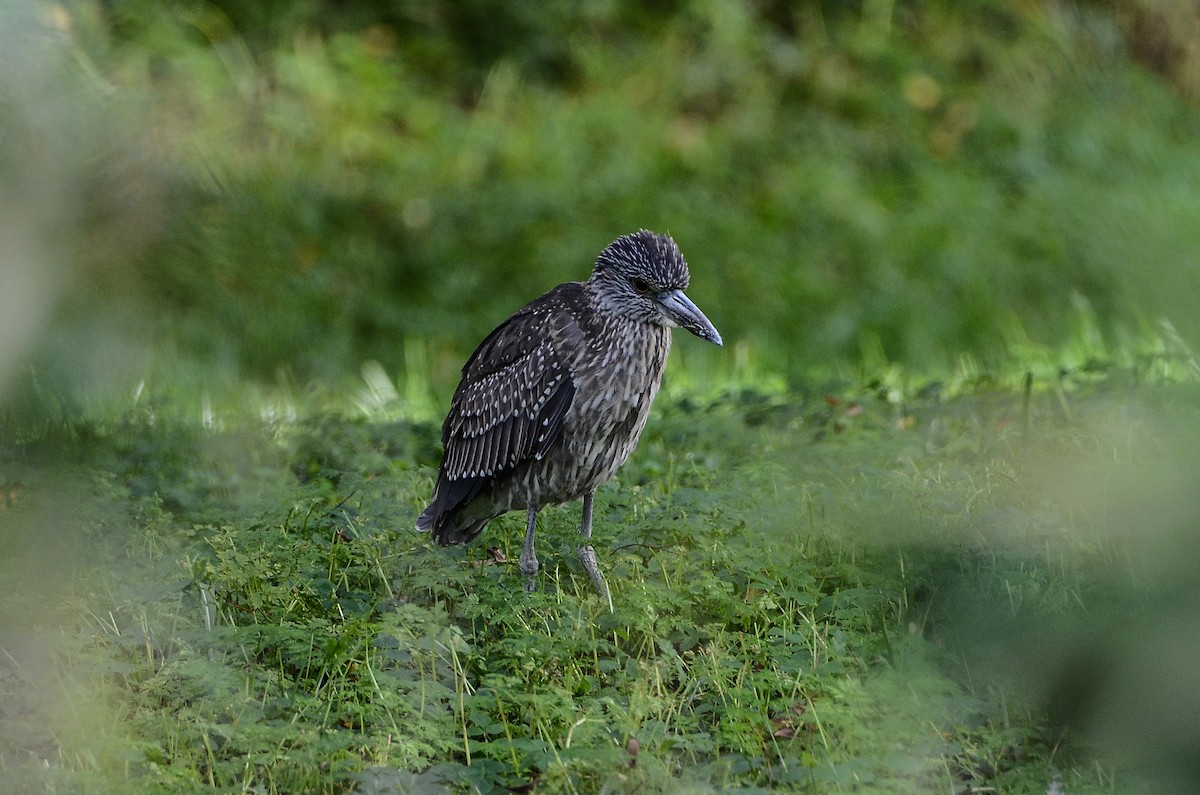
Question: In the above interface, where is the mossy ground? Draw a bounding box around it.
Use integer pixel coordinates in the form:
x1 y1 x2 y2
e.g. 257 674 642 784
3 350 1198 793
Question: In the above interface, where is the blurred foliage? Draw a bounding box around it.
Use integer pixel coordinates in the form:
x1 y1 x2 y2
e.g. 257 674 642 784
8 0 1200 391
5 368 1200 791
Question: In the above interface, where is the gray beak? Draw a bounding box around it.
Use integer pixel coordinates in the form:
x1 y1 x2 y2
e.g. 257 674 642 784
656 289 723 346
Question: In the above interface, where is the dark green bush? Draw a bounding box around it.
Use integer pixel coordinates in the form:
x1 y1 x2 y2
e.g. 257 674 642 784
21 0 1200 388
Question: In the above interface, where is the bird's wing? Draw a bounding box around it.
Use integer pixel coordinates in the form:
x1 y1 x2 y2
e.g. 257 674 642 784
430 286 583 518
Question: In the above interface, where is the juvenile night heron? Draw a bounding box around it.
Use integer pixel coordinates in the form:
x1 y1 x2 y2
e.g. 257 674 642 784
416 230 722 600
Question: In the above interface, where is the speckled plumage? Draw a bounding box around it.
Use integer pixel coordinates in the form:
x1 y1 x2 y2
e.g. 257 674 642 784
417 230 721 597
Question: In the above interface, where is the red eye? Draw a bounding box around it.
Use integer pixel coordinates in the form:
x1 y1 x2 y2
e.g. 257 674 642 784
630 278 651 295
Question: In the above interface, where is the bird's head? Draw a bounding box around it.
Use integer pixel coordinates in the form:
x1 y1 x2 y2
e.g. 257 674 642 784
588 230 722 346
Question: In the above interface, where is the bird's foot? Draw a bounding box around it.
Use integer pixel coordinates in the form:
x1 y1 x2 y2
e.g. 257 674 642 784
577 545 613 611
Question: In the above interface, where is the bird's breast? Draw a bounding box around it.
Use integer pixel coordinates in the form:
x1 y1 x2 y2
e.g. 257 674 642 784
574 321 669 412
555 321 671 490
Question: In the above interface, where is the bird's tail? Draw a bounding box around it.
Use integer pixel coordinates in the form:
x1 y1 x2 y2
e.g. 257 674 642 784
416 501 491 546
415 503 437 534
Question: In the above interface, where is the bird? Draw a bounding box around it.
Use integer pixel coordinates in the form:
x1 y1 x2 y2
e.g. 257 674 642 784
416 230 722 601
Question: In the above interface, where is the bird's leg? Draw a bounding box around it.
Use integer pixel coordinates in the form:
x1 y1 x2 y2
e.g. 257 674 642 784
520 506 539 593
577 491 612 608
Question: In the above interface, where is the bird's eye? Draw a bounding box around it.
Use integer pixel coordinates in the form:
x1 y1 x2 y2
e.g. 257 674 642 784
630 278 651 295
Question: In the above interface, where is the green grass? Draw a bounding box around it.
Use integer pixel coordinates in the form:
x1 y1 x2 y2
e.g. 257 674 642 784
7 1 1200 790
4 340 1200 794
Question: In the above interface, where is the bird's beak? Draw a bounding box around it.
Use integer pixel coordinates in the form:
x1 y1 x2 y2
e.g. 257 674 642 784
656 289 723 346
